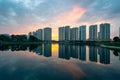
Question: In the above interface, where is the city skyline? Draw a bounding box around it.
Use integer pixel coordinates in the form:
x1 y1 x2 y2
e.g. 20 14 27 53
0 23 112 41
0 0 120 40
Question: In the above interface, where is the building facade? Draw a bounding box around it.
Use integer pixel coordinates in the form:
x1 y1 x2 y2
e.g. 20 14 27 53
65 26 70 41
44 27 52 41
79 25 86 41
35 29 43 40
99 23 110 41
59 26 70 41
89 25 97 41
70 27 79 41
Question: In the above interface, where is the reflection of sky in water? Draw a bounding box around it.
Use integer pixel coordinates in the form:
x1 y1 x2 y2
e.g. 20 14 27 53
0 44 120 80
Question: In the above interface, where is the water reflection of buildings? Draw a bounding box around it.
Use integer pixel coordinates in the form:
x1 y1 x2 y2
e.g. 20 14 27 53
43 44 52 57
79 45 86 61
59 44 86 61
59 44 111 64
32 44 42 55
0 44 52 57
98 47 110 64
32 44 52 57
89 46 97 62
0 44 116 64
59 44 70 60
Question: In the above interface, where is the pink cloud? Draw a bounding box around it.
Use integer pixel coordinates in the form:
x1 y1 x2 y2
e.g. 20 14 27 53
54 6 86 25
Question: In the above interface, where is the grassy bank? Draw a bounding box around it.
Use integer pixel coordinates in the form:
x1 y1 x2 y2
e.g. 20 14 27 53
103 42 120 47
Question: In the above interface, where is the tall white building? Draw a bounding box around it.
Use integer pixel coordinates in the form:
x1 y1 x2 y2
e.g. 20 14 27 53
89 25 97 41
35 29 43 40
79 25 86 41
70 27 79 41
59 27 63 41
65 26 70 41
59 27 65 41
99 23 110 41
44 27 52 41
30 29 43 40
59 26 70 41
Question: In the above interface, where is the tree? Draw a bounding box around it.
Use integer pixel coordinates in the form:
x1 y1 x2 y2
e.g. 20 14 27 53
28 35 40 42
113 36 120 42
0 35 11 41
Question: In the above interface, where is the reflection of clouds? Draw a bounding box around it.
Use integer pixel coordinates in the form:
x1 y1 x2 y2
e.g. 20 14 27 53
0 50 85 80
57 61 86 79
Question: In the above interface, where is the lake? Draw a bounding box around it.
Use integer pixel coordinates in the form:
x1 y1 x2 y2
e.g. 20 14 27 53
0 43 120 80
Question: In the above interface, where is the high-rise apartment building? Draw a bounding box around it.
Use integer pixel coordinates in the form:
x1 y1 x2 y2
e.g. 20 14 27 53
59 26 70 41
99 23 110 41
89 25 97 41
70 27 79 41
44 27 52 41
79 25 86 41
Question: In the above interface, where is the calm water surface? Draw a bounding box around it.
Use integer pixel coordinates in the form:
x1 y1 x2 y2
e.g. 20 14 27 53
0 44 120 80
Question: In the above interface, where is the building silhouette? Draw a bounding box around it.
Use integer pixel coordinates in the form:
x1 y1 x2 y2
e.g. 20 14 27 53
79 25 86 41
99 23 110 41
89 25 97 41
59 26 70 41
59 27 65 41
35 29 43 40
70 27 79 41
44 27 52 42
65 26 70 41
28 29 43 40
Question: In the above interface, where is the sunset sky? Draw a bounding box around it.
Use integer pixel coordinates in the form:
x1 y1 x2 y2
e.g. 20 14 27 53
0 0 120 40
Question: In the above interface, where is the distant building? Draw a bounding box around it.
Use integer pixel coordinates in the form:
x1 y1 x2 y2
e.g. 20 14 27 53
59 27 65 41
99 23 110 41
89 25 97 41
44 27 52 41
30 29 43 40
59 26 70 41
65 26 70 41
35 29 43 40
79 25 86 41
70 27 79 41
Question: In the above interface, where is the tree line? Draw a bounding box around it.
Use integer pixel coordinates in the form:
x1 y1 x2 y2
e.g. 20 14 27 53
0 34 40 42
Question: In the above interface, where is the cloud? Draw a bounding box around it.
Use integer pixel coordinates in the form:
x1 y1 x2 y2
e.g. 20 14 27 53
0 0 120 38
78 0 120 23
54 6 86 25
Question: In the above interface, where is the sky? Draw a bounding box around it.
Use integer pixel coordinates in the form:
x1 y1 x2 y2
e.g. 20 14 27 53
0 0 120 40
